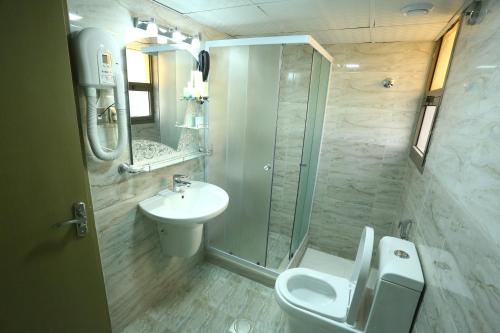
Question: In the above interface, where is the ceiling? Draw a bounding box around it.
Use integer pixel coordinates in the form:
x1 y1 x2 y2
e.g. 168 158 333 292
153 0 465 44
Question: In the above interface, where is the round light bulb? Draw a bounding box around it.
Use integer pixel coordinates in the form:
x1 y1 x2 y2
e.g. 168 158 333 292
191 36 201 48
172 29 185 43
146 21 158 37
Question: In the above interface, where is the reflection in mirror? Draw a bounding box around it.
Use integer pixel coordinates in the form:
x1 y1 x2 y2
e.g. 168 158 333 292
126 49 154 122
125 42 207 169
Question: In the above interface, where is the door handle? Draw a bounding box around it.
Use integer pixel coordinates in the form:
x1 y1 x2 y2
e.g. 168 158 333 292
264 164 272 171
57 202 88 238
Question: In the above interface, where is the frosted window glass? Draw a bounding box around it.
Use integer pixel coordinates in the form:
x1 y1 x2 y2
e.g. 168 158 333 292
205 45 282 265
416 105 437 153
126 49 150 83
430 23 458 91
128 91 150 117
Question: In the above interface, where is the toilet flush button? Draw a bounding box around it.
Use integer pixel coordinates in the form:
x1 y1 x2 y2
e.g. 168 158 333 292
394 250 410 259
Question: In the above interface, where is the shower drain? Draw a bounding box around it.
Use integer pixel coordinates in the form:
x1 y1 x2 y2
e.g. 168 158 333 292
229 319 253 333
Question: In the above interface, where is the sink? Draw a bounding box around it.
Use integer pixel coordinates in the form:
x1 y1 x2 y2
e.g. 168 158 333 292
139 181 229 225
138 181 229 257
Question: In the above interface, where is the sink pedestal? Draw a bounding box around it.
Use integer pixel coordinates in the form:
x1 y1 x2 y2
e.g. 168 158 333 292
156 223 203 257
138 181 229 258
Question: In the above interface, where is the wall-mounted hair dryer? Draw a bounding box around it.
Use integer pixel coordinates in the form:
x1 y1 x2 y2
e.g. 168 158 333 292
73 28 127 161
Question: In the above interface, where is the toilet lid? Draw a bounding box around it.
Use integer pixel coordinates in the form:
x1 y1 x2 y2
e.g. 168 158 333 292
346 226 374 325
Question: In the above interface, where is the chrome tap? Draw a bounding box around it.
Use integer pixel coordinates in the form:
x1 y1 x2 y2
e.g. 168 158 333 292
398 219 413 240
173 174 191 192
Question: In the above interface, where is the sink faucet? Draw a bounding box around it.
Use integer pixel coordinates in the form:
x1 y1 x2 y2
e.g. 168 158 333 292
173 174 191 193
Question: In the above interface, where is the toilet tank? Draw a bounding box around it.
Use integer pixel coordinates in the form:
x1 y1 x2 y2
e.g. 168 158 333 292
364 236 424 333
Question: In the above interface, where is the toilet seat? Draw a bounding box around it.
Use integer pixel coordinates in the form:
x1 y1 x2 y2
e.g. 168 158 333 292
276 268 350 321
275 226 374 327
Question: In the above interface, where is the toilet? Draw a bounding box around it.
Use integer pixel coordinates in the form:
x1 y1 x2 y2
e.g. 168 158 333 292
275 227 424 333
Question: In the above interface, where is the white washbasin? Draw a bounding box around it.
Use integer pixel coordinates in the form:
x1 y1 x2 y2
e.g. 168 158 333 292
139 181 229 225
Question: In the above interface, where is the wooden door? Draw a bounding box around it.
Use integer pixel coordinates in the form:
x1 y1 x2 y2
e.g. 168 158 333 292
0 0 112 332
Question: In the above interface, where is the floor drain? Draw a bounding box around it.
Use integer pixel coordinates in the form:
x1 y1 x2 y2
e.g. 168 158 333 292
229 319 253 333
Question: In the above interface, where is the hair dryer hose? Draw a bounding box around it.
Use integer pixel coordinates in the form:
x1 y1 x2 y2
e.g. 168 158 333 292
85 71 128 161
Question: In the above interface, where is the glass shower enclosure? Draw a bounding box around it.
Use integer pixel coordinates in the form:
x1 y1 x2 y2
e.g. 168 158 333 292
205 36 332 273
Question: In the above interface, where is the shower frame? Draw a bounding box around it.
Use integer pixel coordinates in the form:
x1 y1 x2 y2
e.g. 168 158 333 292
203 35 332 282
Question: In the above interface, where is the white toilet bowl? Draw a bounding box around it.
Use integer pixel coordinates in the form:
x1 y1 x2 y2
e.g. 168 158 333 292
275 226 374 333
275 228 425 333
276 268 350 321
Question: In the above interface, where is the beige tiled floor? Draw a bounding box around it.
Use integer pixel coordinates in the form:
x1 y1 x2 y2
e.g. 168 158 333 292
121 262 286 333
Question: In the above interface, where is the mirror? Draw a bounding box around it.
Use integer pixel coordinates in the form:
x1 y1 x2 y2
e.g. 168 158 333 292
125 41 208 170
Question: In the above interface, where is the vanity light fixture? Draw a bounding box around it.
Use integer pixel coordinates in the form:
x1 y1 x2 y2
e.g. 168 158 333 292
133 17 150 31
134 17 164 38
155 27 168 44
157 27 186 43
172 28 185 43
146 18 158 37
191 34 201 49
133 17 200 48
401 3 434 16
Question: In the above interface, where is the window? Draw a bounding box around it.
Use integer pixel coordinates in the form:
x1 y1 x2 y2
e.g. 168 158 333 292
410 21 459 171
125 48 154 123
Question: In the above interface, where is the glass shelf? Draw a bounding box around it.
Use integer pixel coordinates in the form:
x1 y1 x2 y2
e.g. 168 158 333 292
175 124 208 130
179 96 209 104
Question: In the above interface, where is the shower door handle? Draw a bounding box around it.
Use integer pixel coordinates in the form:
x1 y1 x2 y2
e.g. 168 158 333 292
264 164 272 171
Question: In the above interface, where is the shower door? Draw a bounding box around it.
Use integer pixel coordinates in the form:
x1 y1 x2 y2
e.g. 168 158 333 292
207 45 282 265
290 50 331 256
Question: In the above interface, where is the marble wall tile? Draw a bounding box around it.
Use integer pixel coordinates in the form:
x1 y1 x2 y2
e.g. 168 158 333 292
266 231 292 270
278 45 314 104
328 42 435 74
131 123 160 142
267 45 313 269
400 1 500 330
66 1 220 331
309 41 434 260
89 157 204 333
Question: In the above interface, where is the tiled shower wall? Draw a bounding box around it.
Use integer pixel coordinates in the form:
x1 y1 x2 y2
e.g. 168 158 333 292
401 2 500 331
67 0 225 331
308 42 434 259
267 45 313 269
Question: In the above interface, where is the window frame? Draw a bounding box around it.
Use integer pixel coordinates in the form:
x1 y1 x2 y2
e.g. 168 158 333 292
126 51 155 124
410 21 460 172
